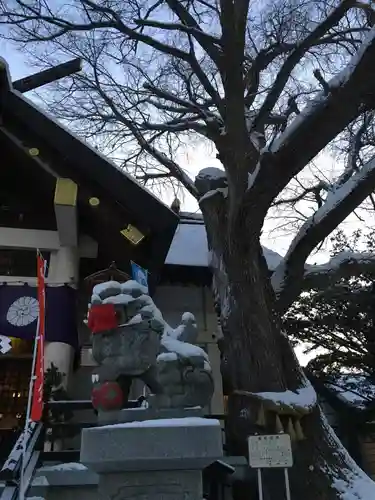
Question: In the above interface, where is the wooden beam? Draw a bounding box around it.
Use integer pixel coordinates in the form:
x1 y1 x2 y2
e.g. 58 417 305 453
12 58 82 94
54 178 78 247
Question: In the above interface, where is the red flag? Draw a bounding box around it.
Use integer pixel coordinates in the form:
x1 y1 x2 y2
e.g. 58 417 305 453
30 253 46 422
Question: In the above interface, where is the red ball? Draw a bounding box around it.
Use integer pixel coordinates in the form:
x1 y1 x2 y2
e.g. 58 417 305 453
91 381 123 411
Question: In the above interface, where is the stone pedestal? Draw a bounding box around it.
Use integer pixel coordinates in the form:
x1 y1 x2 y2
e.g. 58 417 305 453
80 416 223 500
97 406 204 425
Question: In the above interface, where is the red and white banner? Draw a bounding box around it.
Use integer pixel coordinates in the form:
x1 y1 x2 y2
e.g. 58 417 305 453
30 252 46 422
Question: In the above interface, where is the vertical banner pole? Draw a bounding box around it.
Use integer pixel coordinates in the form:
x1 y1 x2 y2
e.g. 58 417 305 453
19 251 46 500
284 468 291 500
257 468 264 500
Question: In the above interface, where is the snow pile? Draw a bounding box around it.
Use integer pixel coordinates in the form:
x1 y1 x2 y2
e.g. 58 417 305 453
160 309 209 363
38 462 87 472
100 417 220 430
161 335 209 361
103 293 136 305
157 352 178 362
249 376 317 415
197 167 226 180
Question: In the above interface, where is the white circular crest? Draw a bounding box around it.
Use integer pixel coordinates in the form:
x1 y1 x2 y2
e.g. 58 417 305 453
6 296 39 327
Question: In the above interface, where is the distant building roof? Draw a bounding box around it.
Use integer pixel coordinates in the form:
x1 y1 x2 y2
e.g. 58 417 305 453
165 212 283 270
325 375 375 411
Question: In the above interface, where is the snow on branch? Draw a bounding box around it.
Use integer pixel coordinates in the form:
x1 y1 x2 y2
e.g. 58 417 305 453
272 154 375 314
302 252 375 290
248 26 375 211
252 0 355 132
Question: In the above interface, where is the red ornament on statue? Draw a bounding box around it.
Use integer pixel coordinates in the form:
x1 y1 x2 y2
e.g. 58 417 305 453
91 381 123 411
88 304 118 333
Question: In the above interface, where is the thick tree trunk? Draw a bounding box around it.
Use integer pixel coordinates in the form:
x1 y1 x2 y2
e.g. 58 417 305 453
198 185 372 500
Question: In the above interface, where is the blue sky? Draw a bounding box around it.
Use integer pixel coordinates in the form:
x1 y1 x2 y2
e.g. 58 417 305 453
2 40 366 265
1 41 31 79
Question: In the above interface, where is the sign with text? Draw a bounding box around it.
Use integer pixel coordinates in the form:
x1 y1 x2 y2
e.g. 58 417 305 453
248 434 293 469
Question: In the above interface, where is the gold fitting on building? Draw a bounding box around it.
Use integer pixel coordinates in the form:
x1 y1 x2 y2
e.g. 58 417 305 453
120 224 145 245
29 147 40 156
89 197 100 207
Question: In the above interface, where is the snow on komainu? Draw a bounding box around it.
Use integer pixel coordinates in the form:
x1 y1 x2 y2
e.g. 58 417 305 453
86 280 214 411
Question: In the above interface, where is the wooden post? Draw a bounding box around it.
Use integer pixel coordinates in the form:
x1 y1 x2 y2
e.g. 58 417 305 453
12 58 82 93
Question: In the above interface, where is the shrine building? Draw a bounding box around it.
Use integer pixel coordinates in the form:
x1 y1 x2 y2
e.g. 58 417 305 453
0 57 179 432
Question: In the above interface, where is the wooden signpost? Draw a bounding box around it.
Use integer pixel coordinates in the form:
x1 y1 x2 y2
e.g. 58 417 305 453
248 434 293 500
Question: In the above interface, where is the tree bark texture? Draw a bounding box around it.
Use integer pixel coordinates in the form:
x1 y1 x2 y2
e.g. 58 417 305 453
199 185 368 500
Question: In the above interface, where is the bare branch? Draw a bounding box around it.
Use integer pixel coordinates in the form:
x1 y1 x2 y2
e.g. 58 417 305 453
272 154 375 314
252 0 355 131
133 17 221 46
164 0 222 63
301 252 375 291
246 26 375 219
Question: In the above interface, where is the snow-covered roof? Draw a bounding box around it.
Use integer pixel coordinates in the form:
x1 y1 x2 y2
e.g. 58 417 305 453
325 375 375 411
165 214 283 269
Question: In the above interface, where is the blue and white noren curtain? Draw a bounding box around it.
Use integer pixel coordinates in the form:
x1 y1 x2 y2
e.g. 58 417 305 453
0 284 78 348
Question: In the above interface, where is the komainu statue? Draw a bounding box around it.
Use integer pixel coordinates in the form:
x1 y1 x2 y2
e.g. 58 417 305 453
86 280 214 412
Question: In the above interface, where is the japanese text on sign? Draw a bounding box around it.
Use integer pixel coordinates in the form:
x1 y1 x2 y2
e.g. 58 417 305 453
248 434 293 468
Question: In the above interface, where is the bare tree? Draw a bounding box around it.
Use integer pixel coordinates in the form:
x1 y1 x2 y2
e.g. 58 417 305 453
2 0 375 497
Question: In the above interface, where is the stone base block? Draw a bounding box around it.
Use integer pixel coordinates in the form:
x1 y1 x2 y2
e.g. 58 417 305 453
98 470 202 500
97 406 203 425
80 417 223 474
